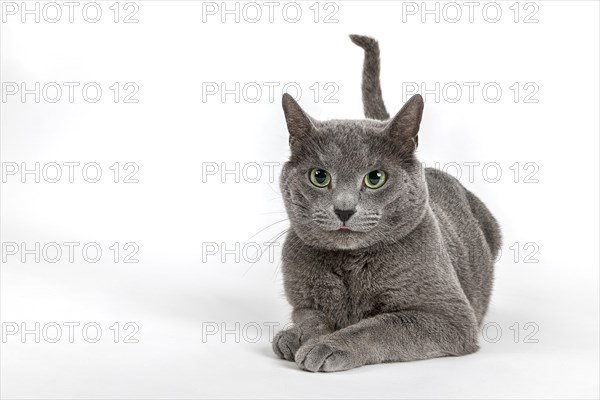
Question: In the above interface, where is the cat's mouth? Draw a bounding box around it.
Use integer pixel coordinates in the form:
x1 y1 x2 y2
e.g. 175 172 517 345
314 221 374 234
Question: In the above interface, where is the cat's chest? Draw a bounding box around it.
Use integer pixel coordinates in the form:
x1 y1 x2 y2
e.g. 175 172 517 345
309 252 392 329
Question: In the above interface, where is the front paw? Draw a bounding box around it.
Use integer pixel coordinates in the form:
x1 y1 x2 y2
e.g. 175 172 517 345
295 339 358 372
272 327 302 361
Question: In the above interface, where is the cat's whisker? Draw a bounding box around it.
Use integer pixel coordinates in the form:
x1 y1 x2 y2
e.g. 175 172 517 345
244 218 289 243
272 261 283 281
242 228 289 276
265 181 283 196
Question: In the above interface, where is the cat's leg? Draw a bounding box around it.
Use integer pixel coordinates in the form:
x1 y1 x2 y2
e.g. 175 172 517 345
295 309 479 372
272 308 334 362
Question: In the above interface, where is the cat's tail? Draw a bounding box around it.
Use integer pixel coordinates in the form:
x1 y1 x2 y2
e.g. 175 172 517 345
349 34 390 121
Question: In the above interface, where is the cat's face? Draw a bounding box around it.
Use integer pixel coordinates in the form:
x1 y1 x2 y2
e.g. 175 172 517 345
280 94 428 250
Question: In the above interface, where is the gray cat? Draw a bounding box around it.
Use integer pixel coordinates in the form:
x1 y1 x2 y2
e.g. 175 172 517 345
272 35 502 372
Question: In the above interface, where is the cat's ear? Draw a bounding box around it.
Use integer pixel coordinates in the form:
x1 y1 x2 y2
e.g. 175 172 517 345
384 94 424 151
282 93 316 146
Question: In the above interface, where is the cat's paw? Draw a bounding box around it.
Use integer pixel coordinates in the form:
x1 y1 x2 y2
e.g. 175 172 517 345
272 327 302 361
295 339 357 372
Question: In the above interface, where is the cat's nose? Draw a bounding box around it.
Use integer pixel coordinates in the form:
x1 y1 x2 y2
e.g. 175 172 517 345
334 209 356 223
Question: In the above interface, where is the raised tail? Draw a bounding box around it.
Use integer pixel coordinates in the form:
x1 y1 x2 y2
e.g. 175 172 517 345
349 34 389 121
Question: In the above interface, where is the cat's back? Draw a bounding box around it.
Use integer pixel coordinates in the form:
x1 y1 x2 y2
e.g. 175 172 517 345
424 167 501 259
424 167 501 322
425 167 473 224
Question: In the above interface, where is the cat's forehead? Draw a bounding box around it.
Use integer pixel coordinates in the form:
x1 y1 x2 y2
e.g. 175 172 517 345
307 119 389 169
316 118 386 134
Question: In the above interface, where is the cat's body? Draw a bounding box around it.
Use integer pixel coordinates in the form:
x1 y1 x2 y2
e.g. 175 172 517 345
273 36 501 372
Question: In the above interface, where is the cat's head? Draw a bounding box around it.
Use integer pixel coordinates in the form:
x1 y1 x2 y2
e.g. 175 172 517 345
280 93 429 250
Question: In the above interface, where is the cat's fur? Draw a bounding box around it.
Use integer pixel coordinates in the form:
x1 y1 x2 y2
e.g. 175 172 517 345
272 35 502 372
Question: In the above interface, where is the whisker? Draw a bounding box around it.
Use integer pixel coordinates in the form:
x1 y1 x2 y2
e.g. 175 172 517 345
244 218 289 243
243 228 289 276
265 182 281 196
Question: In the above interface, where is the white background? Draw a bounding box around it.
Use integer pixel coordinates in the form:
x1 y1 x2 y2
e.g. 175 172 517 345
1 1 599 398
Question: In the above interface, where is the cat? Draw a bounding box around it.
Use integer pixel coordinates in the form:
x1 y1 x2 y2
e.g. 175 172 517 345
272 35 502 372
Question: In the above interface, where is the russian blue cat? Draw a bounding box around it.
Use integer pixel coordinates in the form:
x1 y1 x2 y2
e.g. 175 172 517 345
272 35 502 372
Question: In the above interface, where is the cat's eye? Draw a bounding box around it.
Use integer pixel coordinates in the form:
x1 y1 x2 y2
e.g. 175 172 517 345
364 170 387 189
309 168 331 188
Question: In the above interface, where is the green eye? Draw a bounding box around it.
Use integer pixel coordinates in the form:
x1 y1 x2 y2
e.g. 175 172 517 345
309 168 331 188
364 170 387 189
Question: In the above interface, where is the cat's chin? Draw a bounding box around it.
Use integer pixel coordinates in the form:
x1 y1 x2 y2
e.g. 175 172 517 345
291 224 384 250
322 229 377 250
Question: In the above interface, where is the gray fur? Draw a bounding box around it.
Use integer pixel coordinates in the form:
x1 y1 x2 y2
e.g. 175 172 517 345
349 34 389 120
272 35 502 372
